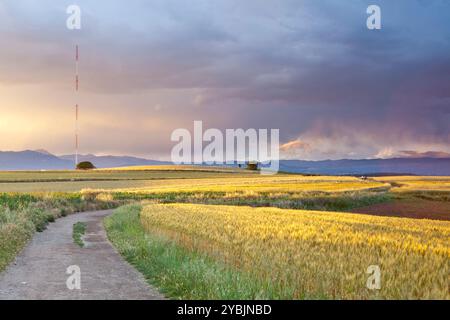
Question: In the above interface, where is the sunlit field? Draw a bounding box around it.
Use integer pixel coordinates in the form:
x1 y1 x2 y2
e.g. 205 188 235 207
0 167 255 182
97 165 252 172
2 168 446 195
0 170 388 195
100 175 388 211
132 203 449 299
113 176 388 193
1 166 449 299
0 167 256 192
374 176 450 192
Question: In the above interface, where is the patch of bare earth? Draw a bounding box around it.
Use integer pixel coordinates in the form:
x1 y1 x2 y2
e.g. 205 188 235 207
351 199 450 221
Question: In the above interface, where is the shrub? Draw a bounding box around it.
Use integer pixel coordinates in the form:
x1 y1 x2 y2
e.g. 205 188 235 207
246 162 259 171
60 208 69 217
24 207 50 232
46 214 56 223
76 161 96 170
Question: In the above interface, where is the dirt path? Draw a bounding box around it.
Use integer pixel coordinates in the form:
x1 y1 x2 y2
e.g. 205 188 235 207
351 199 450 221
0 210 164 300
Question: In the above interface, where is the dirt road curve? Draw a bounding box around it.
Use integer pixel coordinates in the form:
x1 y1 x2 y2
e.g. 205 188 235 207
0 210 164 300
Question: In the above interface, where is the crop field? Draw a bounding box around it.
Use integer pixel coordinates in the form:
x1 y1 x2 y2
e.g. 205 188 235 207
374 176 450 192
141 203 449 299
0 167 257 192
0 171 388 195
1 167 449 299
101 175 390 212
0 167 254 182
114 176 388 193
97 165 252 172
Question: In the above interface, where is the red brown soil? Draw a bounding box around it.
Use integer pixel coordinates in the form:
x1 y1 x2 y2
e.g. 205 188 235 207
351 199 450 221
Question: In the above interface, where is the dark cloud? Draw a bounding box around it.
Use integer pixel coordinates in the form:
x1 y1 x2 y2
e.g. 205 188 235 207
0 0 449 159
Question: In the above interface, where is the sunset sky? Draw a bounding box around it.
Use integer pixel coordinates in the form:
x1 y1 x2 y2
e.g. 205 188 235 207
0 0 449 160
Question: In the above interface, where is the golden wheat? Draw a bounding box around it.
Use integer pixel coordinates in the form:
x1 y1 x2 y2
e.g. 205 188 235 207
115 176 388 193
375 176 450 191
141 203 450 299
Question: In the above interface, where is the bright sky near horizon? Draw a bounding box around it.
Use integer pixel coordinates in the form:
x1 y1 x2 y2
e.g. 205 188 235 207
0 0 449 160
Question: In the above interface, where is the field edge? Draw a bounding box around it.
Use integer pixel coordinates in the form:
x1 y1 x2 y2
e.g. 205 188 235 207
103 204 314 300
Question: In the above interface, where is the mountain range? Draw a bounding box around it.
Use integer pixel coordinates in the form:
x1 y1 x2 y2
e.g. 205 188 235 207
0 150 449 175
0 150 168 170
278 158 450 176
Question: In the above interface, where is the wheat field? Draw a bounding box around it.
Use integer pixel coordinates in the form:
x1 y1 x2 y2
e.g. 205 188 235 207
140 203 450 299
1 167 446 299
374 176 450 191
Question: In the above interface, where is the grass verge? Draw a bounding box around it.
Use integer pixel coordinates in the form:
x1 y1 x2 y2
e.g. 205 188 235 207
73 222 87 247
104 204 289 299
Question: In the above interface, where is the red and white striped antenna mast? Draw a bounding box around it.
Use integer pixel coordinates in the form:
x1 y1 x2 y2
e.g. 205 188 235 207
75 44 79 167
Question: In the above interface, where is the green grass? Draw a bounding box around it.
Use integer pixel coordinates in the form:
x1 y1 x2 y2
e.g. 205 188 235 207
73 222 87 247
0 193 38 210
0 208 34 272
0 205 57 270
104 205 294 299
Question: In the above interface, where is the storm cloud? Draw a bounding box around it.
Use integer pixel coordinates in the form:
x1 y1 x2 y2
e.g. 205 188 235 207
0 0 449 159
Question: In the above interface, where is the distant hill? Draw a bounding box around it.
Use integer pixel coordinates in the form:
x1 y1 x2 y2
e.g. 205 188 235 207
0 150 168 170
279 158 450 176
59 154 170 168
0 150 449 175
0 150 73 170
